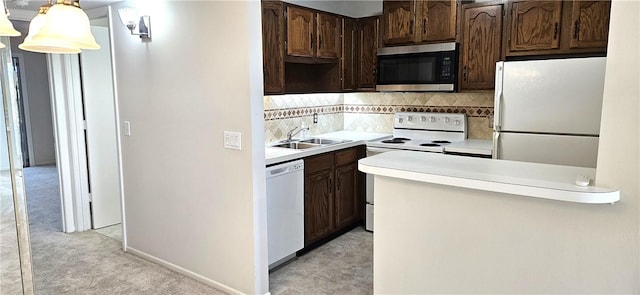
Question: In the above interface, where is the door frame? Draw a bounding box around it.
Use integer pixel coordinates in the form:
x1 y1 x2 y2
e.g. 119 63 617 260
12 53 36 167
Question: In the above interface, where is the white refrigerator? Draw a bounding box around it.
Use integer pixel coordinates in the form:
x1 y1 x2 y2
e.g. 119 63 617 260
493 57 606 168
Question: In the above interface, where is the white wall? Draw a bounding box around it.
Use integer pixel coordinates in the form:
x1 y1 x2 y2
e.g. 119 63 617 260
111 1 267 294
10 22 56 166
595 0 640 285
284 0 382 17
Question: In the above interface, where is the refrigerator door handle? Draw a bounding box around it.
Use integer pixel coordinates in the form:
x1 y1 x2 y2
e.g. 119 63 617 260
492 131 500 159
494 62 504 129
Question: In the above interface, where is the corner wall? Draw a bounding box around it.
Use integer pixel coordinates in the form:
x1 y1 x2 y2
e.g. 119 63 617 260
111 2 267 294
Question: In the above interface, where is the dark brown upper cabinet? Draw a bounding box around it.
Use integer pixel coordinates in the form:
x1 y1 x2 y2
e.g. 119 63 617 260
341 17 357 91
508 1 563 52
356 16 380 91
420 0 458 42
382 0 458 46
286 5 341 60
460 3 503 91
262 1 285 94
286 6 315 58
569 0 611 49
382 1 416 45
316 12 341 59
505 0 610 56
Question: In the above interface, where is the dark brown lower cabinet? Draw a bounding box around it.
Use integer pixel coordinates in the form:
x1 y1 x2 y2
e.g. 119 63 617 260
303 146 365 247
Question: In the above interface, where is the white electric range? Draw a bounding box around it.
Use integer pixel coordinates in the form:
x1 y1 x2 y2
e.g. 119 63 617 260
364 112 492 231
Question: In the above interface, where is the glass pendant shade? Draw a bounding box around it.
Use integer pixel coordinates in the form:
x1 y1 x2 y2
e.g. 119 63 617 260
0 2 21 36
19 10 80 54
0 41 5 48
30 2 100 50
117 7 139 28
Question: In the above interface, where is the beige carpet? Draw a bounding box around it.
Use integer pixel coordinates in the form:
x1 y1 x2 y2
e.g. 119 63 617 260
3 165 373 294
18 166 227 294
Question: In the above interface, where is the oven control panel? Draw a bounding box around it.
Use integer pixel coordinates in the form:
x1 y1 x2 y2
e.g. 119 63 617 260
394 112 466 132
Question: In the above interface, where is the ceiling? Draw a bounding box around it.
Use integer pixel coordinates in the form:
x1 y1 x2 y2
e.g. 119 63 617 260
6 0 121 12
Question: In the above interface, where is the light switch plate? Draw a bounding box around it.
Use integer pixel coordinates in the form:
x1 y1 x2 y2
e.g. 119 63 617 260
224 131 242 150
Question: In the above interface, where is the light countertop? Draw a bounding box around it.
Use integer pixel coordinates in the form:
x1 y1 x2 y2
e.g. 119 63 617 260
444 139 492 156
359 151 619 204
265 131 391 166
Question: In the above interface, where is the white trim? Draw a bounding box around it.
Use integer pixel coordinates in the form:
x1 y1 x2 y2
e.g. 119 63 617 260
11 53 36 167
107 6 128 252
126 247 263 295
47 54 92 233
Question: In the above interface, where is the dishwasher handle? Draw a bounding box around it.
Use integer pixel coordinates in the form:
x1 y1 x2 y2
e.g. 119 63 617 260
266 160 304 179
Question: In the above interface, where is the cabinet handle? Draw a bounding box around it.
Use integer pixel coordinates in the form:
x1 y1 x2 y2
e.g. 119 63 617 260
319 35 322 49
329 177 332 193
573 21 579 40
553 22 558 40
410 19 414 35
423 19 427 34
463 65 468 82
311 33 314 49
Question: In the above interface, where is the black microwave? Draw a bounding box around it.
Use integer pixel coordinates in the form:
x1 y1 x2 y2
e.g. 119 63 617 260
376 42 458 92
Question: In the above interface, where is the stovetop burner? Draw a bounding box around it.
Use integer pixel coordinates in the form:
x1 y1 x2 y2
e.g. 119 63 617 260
431 140 451 144
420 143 440 147
382 137 411 144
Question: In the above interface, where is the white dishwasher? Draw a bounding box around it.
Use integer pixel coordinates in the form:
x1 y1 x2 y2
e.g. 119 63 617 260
266 160 304 270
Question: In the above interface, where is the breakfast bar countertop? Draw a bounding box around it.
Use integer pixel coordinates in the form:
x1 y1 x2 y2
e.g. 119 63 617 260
359 150 620 204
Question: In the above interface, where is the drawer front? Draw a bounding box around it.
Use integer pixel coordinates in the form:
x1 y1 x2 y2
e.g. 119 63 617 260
304 153 334 174
335 147 359 166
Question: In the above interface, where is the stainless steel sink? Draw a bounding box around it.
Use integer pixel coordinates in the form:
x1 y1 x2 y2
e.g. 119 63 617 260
298 138 348 145
271 142 320 149
270 137 351 149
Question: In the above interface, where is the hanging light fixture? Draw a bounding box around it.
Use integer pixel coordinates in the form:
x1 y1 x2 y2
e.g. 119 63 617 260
29 0 99 51
0 0 21 37
19 3 80 54
0 42 5 48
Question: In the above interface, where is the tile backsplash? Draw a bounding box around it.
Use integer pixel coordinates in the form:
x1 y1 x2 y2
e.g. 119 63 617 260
264 92 494 143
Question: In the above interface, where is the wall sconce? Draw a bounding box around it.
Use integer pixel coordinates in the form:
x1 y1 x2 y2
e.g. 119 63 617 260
117 7 151 39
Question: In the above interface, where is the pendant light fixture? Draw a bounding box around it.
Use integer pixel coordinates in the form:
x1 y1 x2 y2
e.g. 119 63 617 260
19 3 80 54
0 0 21 37
28 0 99 52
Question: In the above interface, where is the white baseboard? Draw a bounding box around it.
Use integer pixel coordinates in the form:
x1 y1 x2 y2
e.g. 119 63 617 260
126 246 260 295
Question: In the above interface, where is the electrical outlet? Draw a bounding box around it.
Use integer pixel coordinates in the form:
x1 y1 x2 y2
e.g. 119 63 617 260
313 112 318 124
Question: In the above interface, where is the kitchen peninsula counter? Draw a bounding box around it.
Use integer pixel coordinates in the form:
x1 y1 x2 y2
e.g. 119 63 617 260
359 150 619 204
358 150 622 294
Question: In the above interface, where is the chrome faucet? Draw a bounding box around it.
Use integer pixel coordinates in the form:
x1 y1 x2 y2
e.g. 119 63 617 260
287 126 310 141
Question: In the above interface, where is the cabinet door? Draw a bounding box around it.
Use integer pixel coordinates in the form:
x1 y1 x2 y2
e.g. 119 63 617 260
317 13 341 59
460 4 503 90
509 1 562 52
357 17 379 90
262 1 285 94
569 0 610 49
341 17 356 90
304 169 334 245
382 1 416 45
287 6 315 57
334 163 359 230
420 0 457 42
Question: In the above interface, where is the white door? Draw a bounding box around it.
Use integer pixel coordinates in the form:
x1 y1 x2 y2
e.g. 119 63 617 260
80 25 121 229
